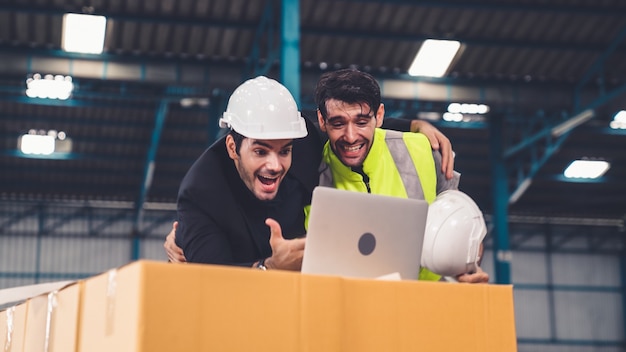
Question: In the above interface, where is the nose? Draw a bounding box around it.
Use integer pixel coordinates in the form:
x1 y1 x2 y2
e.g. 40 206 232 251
344 123 358 143
265 152 281 171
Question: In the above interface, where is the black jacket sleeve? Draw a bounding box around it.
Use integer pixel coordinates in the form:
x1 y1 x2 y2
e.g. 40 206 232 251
381 118 412 132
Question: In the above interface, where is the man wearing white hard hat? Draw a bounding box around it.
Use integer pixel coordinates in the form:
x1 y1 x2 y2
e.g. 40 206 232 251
312 69 489 283
171 76 455 270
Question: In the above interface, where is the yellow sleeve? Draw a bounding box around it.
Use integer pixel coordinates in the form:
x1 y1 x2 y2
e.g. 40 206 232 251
303 204 311 231
419 267 442 281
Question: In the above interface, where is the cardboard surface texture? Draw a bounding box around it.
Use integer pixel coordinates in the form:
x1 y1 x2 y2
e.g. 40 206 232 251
77 260 517 352
23 282 82 352
0 302 28 352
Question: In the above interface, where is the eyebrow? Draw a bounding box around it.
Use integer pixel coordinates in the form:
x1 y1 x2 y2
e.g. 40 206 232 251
327 113 374 122
251 140 294 149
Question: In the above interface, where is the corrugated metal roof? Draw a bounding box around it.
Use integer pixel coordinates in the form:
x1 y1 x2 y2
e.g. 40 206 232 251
0 0 625 220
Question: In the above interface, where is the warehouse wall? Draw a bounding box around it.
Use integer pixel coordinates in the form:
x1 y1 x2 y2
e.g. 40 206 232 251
0 200 624 351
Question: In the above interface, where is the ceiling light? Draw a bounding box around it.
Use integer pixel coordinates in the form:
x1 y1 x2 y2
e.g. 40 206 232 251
610 110 626 129
25 74 74 100
408 39 461 78
443 112 463 122
447 103 490 114
19 134 55 155
563 160 610 179
18 130 72 156
62 13 107 54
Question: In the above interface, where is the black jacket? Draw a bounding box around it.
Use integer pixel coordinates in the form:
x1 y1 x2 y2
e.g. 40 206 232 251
175 116 411 266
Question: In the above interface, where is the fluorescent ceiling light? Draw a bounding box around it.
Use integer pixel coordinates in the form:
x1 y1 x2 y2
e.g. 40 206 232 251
18 130 72 156
447 103 490 114
442 112 463 122
62 13 107 54
408 39 461 77
25 73 74 100
564 160 610 179
19 134 55 155
610 110 626 129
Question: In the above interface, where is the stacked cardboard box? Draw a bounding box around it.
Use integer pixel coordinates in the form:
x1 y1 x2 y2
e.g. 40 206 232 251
0 260 517 352
0 282 82 352
79 260 517 351
0 302 28 351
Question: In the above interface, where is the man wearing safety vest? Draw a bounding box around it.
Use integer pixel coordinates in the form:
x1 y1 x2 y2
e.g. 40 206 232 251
308 68 489 283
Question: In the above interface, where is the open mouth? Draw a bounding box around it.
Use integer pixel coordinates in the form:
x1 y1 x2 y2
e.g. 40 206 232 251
258 175 278 186
342 144 364 152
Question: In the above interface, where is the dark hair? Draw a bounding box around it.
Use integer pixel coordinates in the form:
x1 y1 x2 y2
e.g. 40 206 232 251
315 68 381 120
228 130 245 155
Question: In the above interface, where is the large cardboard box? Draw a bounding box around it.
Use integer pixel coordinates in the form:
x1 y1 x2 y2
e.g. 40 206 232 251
78 260 517 352
0 302 28 352
0 309 6 350
23 282 83 352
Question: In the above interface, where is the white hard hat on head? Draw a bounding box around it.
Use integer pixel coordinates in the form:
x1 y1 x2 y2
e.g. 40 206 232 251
219 76 308 139
421 190 487 277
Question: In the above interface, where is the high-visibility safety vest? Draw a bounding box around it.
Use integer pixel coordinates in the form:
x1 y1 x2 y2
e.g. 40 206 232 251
317 128 442 281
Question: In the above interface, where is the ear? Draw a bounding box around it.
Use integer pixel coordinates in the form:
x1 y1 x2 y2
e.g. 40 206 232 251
225 135 238 160
375 103 385 128
317 110 327 133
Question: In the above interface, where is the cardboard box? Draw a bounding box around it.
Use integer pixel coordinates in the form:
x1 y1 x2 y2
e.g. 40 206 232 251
23 282 83 352
78 260 517 352
0 302 28 352
0 309 6 350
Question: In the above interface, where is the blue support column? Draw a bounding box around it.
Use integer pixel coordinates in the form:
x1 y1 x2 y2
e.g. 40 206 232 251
280 0 300 106
132 99 169 260
489 114 512 284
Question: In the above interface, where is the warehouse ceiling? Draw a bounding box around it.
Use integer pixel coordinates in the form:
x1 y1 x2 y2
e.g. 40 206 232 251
0 0 625 225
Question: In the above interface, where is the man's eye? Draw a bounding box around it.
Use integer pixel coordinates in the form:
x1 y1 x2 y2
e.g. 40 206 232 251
280 148 292 156
255 149 267 156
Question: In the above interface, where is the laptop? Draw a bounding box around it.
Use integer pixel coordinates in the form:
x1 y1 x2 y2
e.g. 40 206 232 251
301 186 428 280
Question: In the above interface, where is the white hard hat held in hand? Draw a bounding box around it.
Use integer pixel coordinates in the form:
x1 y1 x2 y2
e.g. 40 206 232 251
219 76 308 139
421 190 487 277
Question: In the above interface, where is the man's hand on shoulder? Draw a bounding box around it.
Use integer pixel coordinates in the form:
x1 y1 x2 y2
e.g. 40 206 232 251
410 120 454 180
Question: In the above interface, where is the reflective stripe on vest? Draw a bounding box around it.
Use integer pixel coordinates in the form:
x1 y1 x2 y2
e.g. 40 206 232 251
383 130 424 200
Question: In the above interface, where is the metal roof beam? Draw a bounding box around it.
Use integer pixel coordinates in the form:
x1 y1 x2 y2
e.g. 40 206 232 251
2 2 621 26
38 207 88 236
575 24 626 110
506 133 569 204
0 4 619 54
88 210 132 237
333 0 626 16
0 4 258 30
301 26 621 53
0 204 40 232
0 93 156 109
